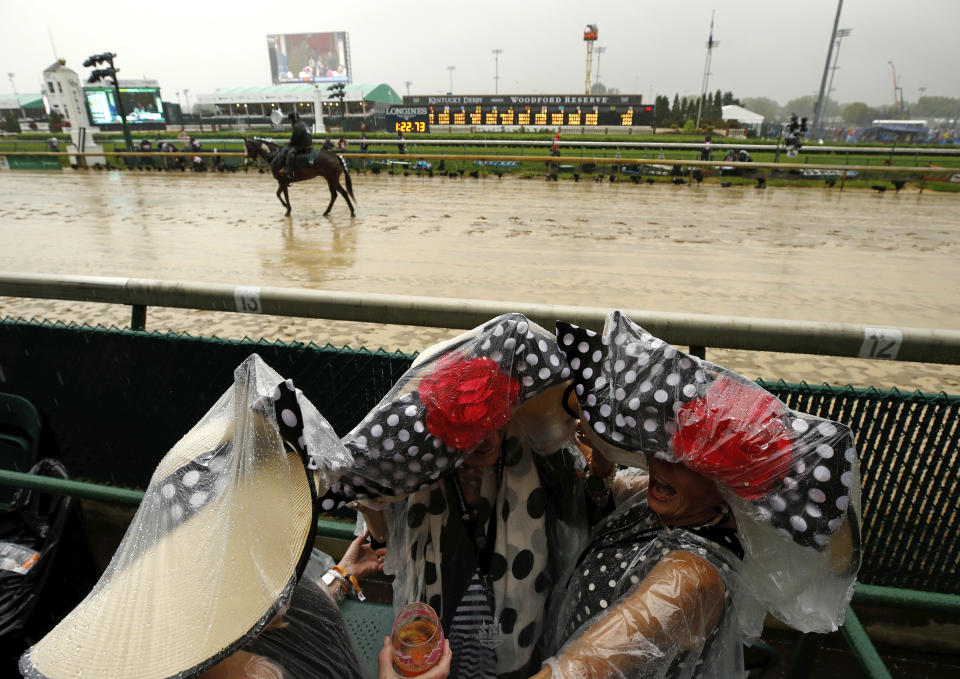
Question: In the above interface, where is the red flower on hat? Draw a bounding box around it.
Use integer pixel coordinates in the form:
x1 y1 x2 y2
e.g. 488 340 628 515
671 378 793 500
418 356 520 451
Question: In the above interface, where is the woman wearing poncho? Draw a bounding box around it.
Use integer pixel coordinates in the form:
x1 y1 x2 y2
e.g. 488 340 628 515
331 314 588 679
18 355 450 679
534 312 861 679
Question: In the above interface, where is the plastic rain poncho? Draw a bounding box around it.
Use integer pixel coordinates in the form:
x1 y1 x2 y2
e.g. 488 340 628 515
332 314 589 679
537 312 861 679
20 354 356 679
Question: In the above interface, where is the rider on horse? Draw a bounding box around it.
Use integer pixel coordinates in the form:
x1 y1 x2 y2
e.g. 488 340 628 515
285 111 313 177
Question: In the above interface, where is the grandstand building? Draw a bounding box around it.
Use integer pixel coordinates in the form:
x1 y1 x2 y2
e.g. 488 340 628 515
194 83 401 131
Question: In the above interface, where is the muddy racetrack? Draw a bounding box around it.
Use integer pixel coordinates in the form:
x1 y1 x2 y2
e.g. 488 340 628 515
1 169 958 391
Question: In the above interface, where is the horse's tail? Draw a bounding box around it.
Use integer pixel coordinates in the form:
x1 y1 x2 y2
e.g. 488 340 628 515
338 154 356 203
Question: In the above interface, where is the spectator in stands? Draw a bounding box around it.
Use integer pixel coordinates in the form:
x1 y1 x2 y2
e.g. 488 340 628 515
532 312 862 679
331 314 588 679
18 356 450 679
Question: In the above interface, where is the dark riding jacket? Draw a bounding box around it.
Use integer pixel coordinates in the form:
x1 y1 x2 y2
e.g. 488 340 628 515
290 121 313 151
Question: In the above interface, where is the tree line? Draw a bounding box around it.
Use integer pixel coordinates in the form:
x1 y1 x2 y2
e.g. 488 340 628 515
590 84 960 130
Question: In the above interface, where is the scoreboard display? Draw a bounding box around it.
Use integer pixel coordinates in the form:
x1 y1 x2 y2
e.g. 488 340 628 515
401 94 654 128
386 106 431 133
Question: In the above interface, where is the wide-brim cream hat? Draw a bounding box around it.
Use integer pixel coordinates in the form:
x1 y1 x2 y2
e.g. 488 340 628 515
20 354 349 679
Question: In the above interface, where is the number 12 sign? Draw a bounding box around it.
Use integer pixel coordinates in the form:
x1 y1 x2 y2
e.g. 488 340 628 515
859 327 903 360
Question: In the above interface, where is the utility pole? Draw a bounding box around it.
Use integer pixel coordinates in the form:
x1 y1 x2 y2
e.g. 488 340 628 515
813 0 844 135
492 48 503 95
695 12 718 130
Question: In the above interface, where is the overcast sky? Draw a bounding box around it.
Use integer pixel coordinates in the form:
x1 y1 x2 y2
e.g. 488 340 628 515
2 0 957 108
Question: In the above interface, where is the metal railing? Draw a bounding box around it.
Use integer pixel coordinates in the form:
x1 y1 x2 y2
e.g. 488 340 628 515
2 150 958 184
2 273 958 365
5 136 960 156
0 468 356 540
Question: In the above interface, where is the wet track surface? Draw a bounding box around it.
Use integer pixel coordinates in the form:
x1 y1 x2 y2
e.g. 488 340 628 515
1 169 958 391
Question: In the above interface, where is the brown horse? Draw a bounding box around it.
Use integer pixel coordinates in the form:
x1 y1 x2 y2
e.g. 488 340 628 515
244 137 356 217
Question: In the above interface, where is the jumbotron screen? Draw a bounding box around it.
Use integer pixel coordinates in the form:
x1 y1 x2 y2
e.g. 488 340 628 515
84 87 165 126
401 94 654 128
267 32 352 84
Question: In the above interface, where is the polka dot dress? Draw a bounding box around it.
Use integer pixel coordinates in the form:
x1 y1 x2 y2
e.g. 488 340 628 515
555 312 860 554
392 436 576 678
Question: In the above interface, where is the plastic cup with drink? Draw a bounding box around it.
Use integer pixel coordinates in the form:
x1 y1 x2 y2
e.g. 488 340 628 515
391 602 445 677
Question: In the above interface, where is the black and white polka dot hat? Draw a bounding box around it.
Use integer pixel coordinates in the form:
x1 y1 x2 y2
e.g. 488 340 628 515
21 354 349 679
331 313 572 501
557 311 861 555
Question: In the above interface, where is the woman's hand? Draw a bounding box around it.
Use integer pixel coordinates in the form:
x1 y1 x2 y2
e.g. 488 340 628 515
338 532 386 581
378 637 452 679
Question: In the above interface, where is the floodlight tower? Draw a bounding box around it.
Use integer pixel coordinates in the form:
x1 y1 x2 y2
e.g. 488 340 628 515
583 24 598 95
695 12 719 130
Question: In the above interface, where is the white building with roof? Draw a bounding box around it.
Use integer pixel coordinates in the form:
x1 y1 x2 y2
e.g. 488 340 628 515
721 104 764 133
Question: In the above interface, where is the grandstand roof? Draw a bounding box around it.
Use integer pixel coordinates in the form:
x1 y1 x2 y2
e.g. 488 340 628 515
198 83 401 105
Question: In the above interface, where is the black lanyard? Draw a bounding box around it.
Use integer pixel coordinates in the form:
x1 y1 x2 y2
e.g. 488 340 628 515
449 445 505 588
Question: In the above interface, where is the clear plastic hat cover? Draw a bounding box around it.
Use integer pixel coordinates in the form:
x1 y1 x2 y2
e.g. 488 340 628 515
556 312 861 633
331 313 574 503
20 354 351 679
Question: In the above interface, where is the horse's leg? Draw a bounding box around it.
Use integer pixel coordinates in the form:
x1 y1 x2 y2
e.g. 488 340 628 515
323 181 337 216
335 182 355 217
284 185 292 216
276 182 292 215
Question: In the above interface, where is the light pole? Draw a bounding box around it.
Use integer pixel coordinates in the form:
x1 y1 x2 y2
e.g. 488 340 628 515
813 0 844 135
823 28 852 132
7 72 24 121
492 48 502 94
447 66 455 95
404 81 412 96
83 52 134 151
594 46 606 90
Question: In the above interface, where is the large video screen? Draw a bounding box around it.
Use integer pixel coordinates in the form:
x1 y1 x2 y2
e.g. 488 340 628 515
84 87 165 125
267 32 351 84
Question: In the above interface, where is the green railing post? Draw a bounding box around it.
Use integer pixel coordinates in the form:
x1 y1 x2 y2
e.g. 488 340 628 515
840 606 894 679
0 468 356 540
131 304 147 331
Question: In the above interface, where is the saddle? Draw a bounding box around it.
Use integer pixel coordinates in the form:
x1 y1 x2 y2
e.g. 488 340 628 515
290 148 321 169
